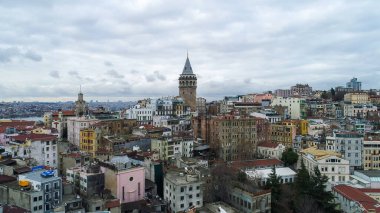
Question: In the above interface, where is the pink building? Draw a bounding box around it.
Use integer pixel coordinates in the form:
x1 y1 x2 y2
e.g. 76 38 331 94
100 156 145 204
253 93 273 104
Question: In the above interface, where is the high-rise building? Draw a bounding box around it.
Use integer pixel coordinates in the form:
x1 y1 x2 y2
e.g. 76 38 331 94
179 54 197 111
346 77 362 91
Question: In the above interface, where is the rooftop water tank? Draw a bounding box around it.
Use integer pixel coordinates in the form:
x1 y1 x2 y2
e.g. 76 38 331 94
40 170 55 178
19 180 30 187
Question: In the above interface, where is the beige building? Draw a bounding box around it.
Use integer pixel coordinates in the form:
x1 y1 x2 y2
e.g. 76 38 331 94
270 123 296 148
344 92 369 104
257 142 286 159
300 147 349 184
208 115 269 161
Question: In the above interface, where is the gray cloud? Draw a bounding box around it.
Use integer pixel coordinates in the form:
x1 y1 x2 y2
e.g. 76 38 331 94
145 70 166 82
104 61 113 67
24 50 42 61
49 70 60 78
106 69 124 78
1 1 380 101
0 47 20 63
0 47 42 63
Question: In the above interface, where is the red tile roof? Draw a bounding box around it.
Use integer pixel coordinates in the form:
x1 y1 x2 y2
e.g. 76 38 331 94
0 120 35 127
333 185 380 213
359 188 380 193
258 141 280 148
52 110 76 117
0 126 7 133
105 199 120 208
11 133 57 142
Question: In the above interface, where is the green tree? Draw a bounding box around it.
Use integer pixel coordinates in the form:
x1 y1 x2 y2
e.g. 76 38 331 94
281 148 299 167
237 171 247 183
330 88 336 98
295 159 311 195
321 90 329 99
266 166 282 203
310 166 339 212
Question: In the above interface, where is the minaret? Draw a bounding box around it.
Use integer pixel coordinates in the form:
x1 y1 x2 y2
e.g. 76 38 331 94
179 53 197 111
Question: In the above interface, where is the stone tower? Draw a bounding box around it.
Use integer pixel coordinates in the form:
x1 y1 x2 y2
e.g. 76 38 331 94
179 54 197 111
75 86 87 117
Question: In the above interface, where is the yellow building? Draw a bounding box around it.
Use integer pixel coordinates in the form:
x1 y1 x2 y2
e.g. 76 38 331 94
363 138 380 170
80 128 98 156
270 123 296 148
344 92 369 104
282 120 308 136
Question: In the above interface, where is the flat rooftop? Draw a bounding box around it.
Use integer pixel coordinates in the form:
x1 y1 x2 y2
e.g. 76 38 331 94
165 170 202 185
356 170 380 178
202 202 239 213
245 167 297 179
19 170 61 183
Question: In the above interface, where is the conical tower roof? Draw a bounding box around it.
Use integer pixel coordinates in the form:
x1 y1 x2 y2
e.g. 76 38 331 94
182 55 193 75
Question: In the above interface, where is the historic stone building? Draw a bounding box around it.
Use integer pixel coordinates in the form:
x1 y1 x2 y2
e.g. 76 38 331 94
179 54 197 111
75 87 88 117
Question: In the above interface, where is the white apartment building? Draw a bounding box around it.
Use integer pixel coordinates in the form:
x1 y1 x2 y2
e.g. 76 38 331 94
125 104 155 124
67 117 99 146
152 116 191 132
271 97 304 119
246 167 297 185
257 142 285 159
343 104 377 118
250 109 282 124
300 147 350 184
326 132 364 170
164 169 203 213
151 138 193 160
8 134 59 168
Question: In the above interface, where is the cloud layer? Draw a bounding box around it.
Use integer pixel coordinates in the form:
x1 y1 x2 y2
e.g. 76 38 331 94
0 0 380 101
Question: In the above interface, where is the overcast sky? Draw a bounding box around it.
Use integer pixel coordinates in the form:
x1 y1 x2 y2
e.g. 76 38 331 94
1 0 380 102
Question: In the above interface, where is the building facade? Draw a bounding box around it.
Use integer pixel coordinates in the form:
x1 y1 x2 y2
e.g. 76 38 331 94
271 97 306 119
290 84 312 96
300 147 349 184
346 77 362 91
99 156 145 204
164 169 203 213
18 169 63 212
326 132 364 170
363 138 380 170
344 92 369 104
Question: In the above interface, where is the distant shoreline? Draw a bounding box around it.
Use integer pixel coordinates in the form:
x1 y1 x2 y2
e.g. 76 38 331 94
0 116 43 122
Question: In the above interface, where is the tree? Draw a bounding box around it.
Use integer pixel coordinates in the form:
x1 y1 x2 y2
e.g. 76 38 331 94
330 88 336 99
321 90 329 99
281 148 299 167
310 166 339 212
237 171 247 183
295 159 311 195
266 166 282 203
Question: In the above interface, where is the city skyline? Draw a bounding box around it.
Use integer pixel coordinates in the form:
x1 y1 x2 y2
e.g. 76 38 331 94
1 0 380 101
